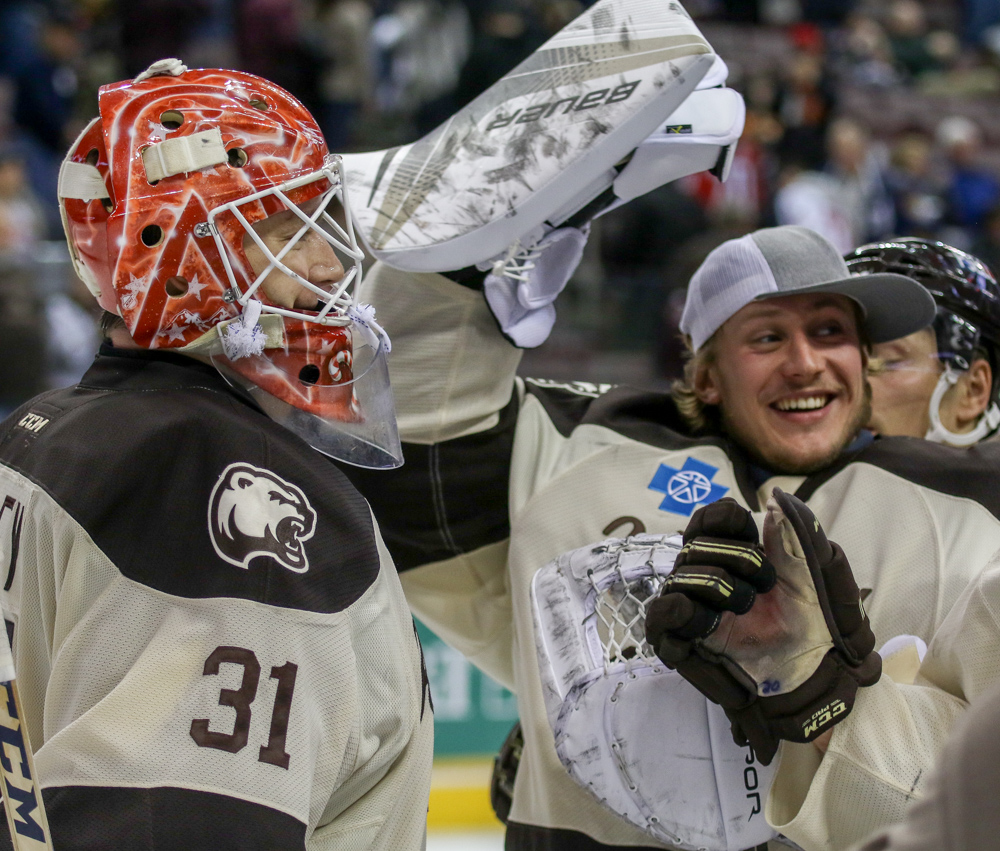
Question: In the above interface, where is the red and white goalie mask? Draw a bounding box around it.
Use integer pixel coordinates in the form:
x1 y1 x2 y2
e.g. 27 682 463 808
58 59 401 468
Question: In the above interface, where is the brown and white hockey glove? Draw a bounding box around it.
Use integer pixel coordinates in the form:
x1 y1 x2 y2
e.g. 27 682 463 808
645 489 881 765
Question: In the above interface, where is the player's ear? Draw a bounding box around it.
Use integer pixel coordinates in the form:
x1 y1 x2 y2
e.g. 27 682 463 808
955 358 992 426
693 360 722 405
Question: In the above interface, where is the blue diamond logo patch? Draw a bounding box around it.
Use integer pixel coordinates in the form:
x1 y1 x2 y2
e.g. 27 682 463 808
648 457 729 517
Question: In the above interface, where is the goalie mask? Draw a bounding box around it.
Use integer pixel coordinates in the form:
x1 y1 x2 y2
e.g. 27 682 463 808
58 59 401 468
847 238 1000 446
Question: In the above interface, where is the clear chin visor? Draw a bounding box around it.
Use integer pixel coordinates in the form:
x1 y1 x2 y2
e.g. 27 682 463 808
212 320 403 468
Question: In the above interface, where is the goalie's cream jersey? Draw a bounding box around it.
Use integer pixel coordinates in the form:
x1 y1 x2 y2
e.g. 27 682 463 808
345 265 1000 851
0 348 432 850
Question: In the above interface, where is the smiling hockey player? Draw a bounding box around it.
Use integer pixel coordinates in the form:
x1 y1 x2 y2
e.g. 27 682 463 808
345 217 1000 851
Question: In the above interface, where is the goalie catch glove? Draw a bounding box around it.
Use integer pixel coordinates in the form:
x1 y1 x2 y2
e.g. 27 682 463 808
645 490 881 766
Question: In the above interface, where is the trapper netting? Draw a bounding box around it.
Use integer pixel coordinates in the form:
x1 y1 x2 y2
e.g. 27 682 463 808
585 541 673 672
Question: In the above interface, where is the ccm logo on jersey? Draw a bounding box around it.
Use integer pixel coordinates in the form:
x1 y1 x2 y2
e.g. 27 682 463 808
16 413 49 434
486 81 640 132
209 463 317 573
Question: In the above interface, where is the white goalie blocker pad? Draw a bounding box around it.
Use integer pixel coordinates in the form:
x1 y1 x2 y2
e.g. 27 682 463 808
342 0 730 273
609 85 746 210
531 535 778 851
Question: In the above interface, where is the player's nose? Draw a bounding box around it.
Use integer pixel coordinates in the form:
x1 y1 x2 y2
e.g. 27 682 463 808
304 235 344 288
781 331 822 379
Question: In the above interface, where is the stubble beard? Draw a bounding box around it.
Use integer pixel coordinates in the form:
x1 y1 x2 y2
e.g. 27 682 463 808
722 381 874 476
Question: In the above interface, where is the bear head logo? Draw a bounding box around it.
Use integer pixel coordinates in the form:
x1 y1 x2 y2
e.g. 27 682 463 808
208 463 317 573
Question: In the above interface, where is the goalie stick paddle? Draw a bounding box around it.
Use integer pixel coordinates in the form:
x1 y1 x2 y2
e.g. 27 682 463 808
0 624 52 851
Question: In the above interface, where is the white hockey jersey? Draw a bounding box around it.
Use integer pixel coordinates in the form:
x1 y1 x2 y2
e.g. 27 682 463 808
0 346 433 850
342 264 1000 851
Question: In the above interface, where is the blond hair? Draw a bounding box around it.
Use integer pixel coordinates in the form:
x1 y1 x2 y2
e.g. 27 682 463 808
670 334 720 434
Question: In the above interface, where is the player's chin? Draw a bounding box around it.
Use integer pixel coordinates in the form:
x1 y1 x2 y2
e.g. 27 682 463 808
758 426 852 475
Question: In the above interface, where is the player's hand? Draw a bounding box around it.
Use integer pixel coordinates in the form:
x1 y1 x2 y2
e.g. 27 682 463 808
482 226 589 348
645 490 881 765
645 497 777 726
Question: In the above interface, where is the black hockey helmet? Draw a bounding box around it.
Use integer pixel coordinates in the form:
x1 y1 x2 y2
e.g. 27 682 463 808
846 238 1000 443
847 238 1000 378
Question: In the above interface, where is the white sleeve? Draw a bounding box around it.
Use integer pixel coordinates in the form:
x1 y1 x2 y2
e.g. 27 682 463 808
359 263 522 687
361 262 523 443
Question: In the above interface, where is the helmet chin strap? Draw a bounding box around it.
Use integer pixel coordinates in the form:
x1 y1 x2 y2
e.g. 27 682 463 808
925 367 1000 446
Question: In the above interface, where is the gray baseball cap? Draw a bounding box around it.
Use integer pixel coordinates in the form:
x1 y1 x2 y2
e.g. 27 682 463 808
680 225 937 351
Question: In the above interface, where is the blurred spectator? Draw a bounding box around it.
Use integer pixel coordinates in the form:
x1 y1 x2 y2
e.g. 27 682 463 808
599 184 708 350
884 0 957 81
835 11 900 87
536 0 584 36
12 8 82 154
774 158 853 250
936 115 1000 246
886 129 948 237
775 48 835 170
0 254 47 414
315 0 374 151
235 0 320 112
5 7 85 238
0 148 97 394
0 149 45 255
967 0 1000 46
452 0 540 111
44 261 100 391
0 148 48 413
680 87 776 230
824 115 894 240
371 0 471 126
183 0 238 71
774 117 893 252
0 2 43 84
118 0 213 78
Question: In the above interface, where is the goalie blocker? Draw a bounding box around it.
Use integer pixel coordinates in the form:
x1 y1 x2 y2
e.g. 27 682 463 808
341 0 745 347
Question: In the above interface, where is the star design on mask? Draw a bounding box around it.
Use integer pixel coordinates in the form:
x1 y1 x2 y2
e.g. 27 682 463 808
161 322 189 342
121 273 151 311
185 275 209 301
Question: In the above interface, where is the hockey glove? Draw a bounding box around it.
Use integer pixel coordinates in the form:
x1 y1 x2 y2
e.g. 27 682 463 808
482 225 589 348
645 489 881 765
